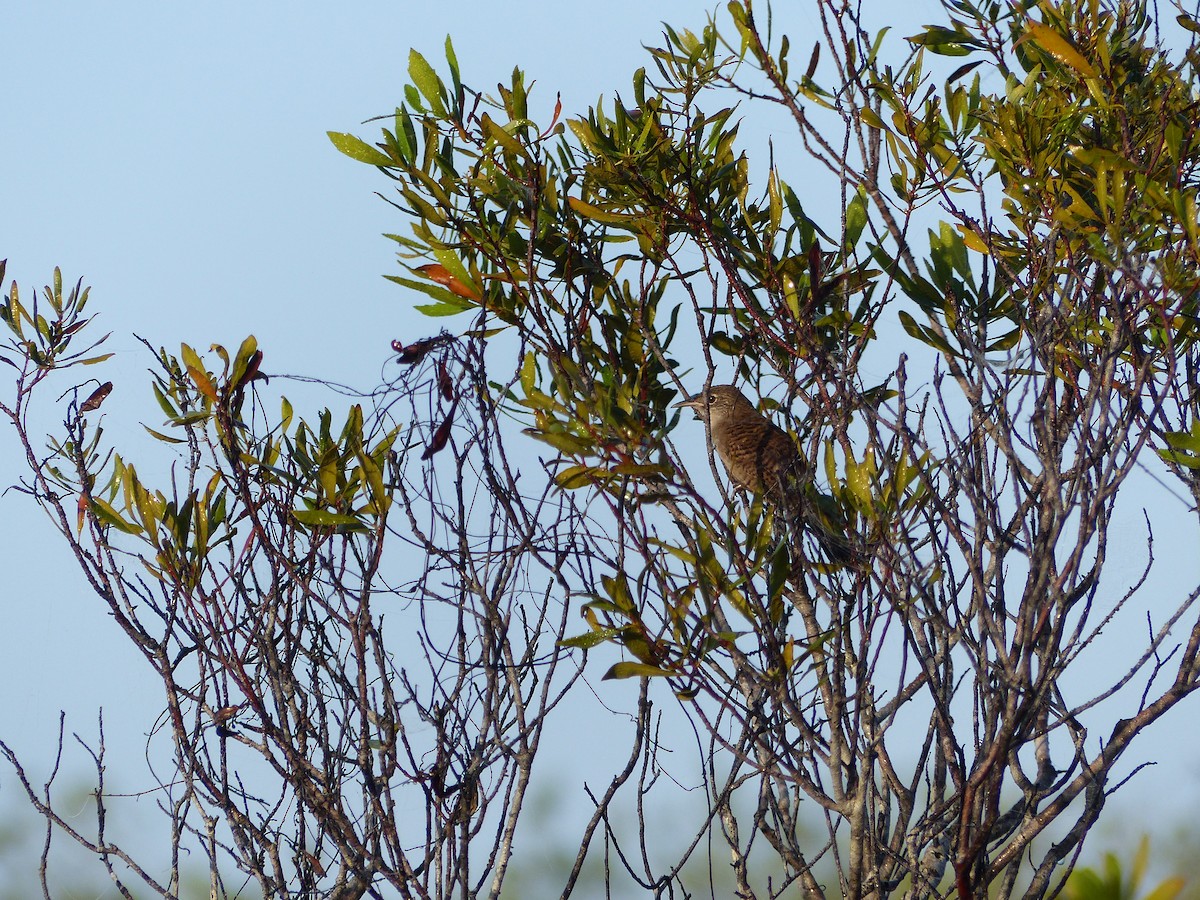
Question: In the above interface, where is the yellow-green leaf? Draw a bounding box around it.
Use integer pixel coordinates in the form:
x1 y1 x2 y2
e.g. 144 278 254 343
845 184 868 249
408 49 447 117
1023 21 1097 78
568 196 635 225
859 107 886 130
519 351 537 395
1142 878 1186 900
90 497 143 534
292 509 365 527
767 168 782 236
602 661 673 680
480 112 530 159
180 343 217 402
610 463 670 479
956 224 990 254
555 465 601 489
558 628 623 649
845 452 874 510
528 430 594 454
327 132 395 167
143 425 186 445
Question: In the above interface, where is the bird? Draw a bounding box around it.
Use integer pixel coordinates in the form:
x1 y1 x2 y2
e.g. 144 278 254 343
674 385 803 501
675 384 857 565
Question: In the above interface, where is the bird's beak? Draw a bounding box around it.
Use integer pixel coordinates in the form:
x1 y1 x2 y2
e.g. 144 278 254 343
674 395 705 419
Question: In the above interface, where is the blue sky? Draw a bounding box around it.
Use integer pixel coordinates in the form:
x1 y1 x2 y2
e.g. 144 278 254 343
3 0 1199 886
2 0 712 756
2 5 785 881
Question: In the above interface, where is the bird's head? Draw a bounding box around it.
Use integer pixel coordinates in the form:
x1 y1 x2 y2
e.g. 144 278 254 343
673 384 756 426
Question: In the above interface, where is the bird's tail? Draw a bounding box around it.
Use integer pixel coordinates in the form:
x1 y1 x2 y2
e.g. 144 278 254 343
777 481 863 569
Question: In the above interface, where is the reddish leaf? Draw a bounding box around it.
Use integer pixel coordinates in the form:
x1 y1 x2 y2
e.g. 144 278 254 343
240 349 264 387
539 92 564 139
805 41 821 80
807 242 823 286
79 381 113 413
437 361 454 402
422 408 455 460
415 263 481 301
395 340 432 364
393 333 453 365
302 851 326 877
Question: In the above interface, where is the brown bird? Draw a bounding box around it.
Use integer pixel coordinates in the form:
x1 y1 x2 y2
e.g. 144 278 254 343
675 384 856 564
674 385 803 501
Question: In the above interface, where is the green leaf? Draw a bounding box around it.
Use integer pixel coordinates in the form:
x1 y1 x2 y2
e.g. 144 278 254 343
602 661 673 680
327 131 394 167
151 382 179 419
1163 423 1200 454
230 334 259 385
444 34 461 96
413 302 472 317
90 497 143 534
412 303 468 316
393 106 417 163
602 573 635 613
430 247 476 294
170 410 213 427
859 107 886 130
823 440 839 490
844 184 868 248
143 425 186 444
710 331 743 356
956 224 989 254
1158 447 1200 468
527 430 594 454
555 465 602 489
180 343 218 402
519 351 537 395
383 275 474 313
1022 21 1098 78
946 59 984 84
480 113 530 159
610 463 671 479
986 327 1022 352
907 26 980 56
767 169 782 236
845 452 874 510
898 310 959 358
408 49 447 117
1131 838 1149 894
568 196 635 225
766 541 790 603
292 509 365 527
647 538 696 566
558 627 623 649
1142 878 1186 900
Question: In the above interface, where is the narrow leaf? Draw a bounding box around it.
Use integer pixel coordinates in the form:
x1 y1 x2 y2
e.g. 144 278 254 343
408 49 448 116
1023 21 1098 77
292 509 365 527
602 661 673 680
568 196 634 225
327 131 394 167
